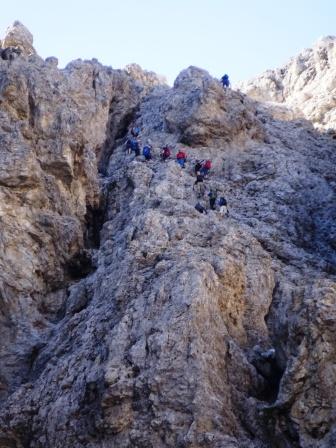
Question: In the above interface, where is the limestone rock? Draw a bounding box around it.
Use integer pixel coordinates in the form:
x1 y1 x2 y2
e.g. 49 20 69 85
0 26 165 401
240 36 336 130
125 63 167 87
1 20 36 55
0 23 335 448
136 66 265 147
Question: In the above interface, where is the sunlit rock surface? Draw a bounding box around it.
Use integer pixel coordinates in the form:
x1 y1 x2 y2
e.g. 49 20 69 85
0 24 335 448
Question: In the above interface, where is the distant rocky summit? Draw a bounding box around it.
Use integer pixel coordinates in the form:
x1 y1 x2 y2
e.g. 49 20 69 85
239 36 336 131
0 22 335 448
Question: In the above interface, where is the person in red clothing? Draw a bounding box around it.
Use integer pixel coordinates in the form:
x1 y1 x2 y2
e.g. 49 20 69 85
200 159 211 176
160 145 171 161
176 149 187 168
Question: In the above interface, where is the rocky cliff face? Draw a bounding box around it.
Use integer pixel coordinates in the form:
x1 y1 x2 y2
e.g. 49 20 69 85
239 36 336 131
0 23 335 448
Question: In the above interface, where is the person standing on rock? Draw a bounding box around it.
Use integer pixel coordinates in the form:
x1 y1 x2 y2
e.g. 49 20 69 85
194 160 204 176
221 74 230 90
193 173 206 198
208 188 217 210
176 149 187 168
200 160 212 177
126 137 140 156
143 143 153 160
160 145 171 161
218 196 229 216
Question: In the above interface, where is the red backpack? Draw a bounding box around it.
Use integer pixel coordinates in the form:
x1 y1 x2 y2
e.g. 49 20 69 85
204 160 211 169
163 147 171 157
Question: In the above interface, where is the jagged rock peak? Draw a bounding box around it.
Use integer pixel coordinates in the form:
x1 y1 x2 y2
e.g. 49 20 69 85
1 20 36 55
240 36 336 130
125 63 167 87
316 35 336 46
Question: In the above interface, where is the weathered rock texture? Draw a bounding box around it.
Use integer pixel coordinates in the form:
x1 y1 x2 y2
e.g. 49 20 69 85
0 24 335 448
240 36 336 131
1 21 36 56
0 28 163 399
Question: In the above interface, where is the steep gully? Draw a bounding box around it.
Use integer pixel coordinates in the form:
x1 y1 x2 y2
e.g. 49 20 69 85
1 25 336 447
19 103 336 447
34 103 331 447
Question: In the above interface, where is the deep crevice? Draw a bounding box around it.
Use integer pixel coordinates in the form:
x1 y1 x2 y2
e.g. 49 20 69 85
65 250 95 280
85 205 105 249
98 102 139 175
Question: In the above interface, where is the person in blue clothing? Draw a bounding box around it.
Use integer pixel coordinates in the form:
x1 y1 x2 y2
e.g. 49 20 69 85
126 137 140 156
221 74 230 90
143 143 152 160
131 126 140 137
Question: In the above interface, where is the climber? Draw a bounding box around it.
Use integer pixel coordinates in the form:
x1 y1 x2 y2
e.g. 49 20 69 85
176 149 187 168
131 126 140 137
221 74 230 90
200 159 212 177
218 196 229 216
126 137 140 156
160 145 171 161
193 174 206 198
208 189 218 210
143 143 152 160
194 160 204 176
195 202 208 215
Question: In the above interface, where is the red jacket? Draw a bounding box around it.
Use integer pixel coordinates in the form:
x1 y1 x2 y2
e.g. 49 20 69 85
204 160 211 169
176 151 186 159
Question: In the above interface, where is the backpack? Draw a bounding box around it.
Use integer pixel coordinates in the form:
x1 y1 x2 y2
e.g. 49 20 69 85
195 162 202 172
204 160 211 170
177 151 186 159
195 203 206 214
130 139 139 151
143 146 151 157
163 147 171 157
219 197 227 206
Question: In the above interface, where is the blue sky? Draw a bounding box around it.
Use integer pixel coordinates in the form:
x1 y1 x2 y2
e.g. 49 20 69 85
1 0 335 84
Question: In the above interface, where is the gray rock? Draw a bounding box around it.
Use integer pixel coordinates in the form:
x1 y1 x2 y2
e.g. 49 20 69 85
1 20 36 56
0 23 335 448
240 36 336 130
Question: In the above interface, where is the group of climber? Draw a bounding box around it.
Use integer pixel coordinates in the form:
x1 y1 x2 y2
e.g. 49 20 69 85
125 127 229 217
193 163 229 216
126 129 187 166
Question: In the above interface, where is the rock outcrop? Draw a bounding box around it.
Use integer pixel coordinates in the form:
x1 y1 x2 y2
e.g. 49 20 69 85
239 36 336 131
0 33 164 400
1 20 36 56
0 23 335 448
